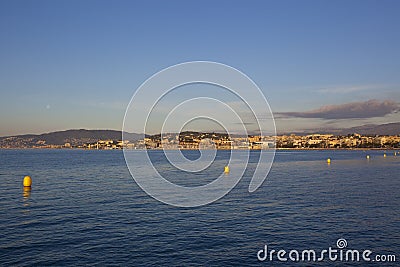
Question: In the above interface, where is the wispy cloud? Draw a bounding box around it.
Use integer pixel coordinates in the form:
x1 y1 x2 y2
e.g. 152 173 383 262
276 99 400 120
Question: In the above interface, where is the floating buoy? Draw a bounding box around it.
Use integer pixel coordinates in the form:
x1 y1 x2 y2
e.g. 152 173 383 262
326 158 331 164
366 155 370 159
23 176 32 187
384 153 387 158
395 152 397 156
224 166 230 173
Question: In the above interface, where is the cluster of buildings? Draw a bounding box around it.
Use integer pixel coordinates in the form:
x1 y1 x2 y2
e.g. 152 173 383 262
275 133 400 149
138 132 271 150
128 132 274 150
82 132 400 150
84 140 125 149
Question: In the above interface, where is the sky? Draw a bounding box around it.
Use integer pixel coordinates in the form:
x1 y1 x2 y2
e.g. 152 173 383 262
0 0 399 136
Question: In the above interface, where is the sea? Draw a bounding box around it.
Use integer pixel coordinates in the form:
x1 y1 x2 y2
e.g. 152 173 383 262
0 149 399 266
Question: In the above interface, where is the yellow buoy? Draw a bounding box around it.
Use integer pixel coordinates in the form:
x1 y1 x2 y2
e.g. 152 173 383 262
224 166 230 173
384 153 387 158
326 158 331 164
366 155 370 159
23 176 32 187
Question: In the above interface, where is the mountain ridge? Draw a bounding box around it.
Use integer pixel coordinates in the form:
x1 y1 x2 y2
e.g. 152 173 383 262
0 129 144 147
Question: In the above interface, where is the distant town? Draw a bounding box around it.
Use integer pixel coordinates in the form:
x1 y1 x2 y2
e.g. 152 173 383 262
1 130 399 149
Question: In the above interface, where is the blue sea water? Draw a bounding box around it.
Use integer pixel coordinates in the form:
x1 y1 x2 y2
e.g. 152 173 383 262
0 149 399 266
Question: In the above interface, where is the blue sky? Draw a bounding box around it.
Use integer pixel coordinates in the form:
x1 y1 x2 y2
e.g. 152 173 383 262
1 0 399 135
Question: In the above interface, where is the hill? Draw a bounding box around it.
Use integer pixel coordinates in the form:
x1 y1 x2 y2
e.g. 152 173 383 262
0 129 143 148
336 122 400 136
